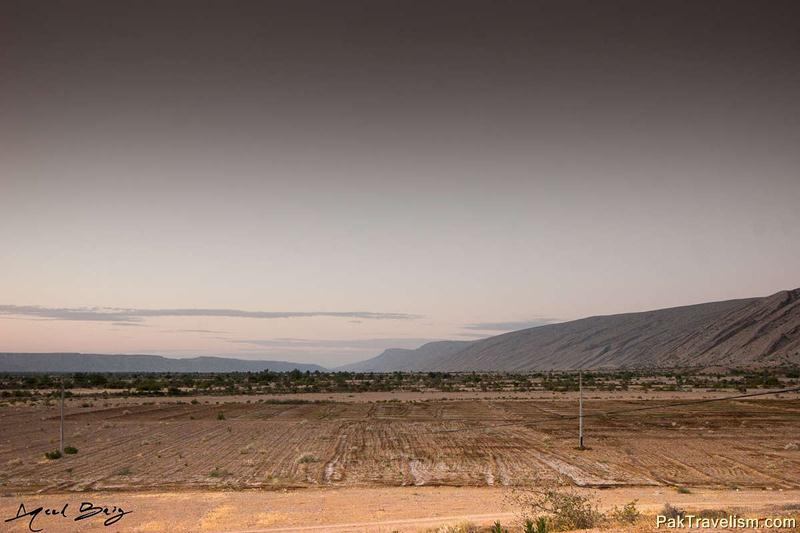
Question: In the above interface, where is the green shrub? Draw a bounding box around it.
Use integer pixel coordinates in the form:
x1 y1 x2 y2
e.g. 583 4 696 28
490 522 508 533
524 517 548 533
63 446 78 455
44 450 62 460
676 486 691 494
217 411 225 420
524 517 549 533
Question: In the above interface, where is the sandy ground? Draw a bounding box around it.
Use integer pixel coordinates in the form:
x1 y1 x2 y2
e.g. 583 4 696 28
3 396 800 493
2 394 799 531
1 486 799 533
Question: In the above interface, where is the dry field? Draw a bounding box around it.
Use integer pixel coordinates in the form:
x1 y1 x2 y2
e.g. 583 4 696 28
1 393 799 494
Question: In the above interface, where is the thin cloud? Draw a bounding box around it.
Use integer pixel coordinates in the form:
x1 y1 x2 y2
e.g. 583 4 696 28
0 305 421 323
231 337 436 351
463 319 560 331
160 328 230 334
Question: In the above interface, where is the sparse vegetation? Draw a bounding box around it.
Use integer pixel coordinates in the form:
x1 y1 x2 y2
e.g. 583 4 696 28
1 375 797 512
661 503 685 520
490 522 508 533
697 508 729 520
44 449 62 460
610 500 640 524
297 452 318 464
513 482 642 531
2 367 796 400
209 466 231 478
523 517 548 533
512 477 604 531
63 446 78 455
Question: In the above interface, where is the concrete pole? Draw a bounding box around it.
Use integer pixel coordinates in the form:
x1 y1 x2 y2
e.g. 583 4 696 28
578 370 584 449
60 378 65 454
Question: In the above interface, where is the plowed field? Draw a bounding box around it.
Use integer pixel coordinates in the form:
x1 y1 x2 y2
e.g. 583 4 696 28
2 395 799 493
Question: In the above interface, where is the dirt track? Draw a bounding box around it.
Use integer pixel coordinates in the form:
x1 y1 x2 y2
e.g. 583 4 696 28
1 486 799 533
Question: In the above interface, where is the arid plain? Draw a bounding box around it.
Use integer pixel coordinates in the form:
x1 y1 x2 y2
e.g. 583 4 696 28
2 390 800 532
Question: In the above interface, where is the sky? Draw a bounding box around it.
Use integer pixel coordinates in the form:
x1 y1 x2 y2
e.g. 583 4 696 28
1 1 799 367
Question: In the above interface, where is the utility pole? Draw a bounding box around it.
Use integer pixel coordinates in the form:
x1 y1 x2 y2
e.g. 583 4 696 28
578 370 584 449
60 377 65 454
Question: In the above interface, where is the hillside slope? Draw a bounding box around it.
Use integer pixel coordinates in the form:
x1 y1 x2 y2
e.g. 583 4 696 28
344 289 800 371
336 340 474 372
434 289 800 371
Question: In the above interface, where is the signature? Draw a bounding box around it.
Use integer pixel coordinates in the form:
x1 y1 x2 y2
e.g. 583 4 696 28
4 502 132 532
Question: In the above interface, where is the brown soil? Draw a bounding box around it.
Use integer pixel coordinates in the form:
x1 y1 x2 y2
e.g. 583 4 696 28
1 487 799 532
1 394 799 531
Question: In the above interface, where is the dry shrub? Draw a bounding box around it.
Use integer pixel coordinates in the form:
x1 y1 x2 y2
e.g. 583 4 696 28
697 509 729 520
610 499 641 525
209 467 231 478
661 503 684 520
511 476 604 531
297 452 318 464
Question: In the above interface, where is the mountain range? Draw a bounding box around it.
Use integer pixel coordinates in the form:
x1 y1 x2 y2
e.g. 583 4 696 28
0 353 325 373
341 288 800 371
3 289 798 373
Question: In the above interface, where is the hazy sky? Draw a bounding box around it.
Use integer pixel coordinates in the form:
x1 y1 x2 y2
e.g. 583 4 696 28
1 1 799 366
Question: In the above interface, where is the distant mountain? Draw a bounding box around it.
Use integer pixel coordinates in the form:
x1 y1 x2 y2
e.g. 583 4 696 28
0 353 327 373
5 289 798 373
336 340 474 372
342 289 800 372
